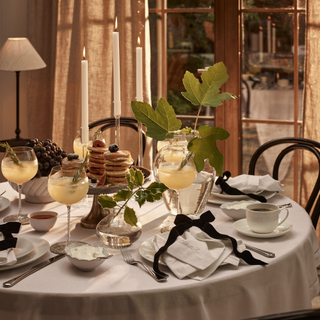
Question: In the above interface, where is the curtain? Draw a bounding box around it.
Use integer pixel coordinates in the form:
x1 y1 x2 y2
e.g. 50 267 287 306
303 0 320 240
26 0 152 168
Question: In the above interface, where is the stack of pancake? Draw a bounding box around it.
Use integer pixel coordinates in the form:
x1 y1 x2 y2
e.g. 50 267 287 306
103 150 134 185
87 143 108 181
61 156 86 176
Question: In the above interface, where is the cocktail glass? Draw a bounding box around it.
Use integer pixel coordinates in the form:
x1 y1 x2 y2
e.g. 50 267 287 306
48 165 89 254
153 144 196 215
73 129 105 157
1 146 38 224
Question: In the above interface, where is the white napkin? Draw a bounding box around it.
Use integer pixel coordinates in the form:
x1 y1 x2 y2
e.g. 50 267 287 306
153 226 245 281
212 174 283 194
0 233 17 266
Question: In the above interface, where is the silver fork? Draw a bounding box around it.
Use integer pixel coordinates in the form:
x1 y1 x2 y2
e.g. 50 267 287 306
120 247 168 282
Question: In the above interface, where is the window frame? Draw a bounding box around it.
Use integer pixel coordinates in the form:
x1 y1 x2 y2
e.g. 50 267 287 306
148 0 305 202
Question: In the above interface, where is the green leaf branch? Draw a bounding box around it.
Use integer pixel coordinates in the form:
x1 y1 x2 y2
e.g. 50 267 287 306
98 168 168 226
131 62 237 176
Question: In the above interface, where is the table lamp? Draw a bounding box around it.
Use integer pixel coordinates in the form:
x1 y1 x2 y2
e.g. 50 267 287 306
0 37 46 146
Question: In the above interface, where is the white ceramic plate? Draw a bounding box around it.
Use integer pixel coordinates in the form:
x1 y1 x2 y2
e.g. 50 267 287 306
14 237 34 259
208 191 276 205
233 219 293 238
139 233 169 266
0 197 10 212
0 236 50 271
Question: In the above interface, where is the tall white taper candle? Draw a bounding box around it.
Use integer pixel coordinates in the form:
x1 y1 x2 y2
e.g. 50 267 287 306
81 47 89 145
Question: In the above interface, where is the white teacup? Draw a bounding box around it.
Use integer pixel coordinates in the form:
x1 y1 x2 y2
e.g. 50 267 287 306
246 203 289 234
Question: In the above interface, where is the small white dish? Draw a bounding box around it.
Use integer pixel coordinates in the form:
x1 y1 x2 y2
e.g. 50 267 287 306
0 197 10 212
28 211 58 232
220 200 259 220
27 211 58 232
0 236 49 271
65 243 112 272
233 218 293 238
13 237 34 259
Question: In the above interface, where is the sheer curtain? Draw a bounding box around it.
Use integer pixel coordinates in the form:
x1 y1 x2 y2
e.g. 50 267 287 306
26 0 152 168
303 0 320 239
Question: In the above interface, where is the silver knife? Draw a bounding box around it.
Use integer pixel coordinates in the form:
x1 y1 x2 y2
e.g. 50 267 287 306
3 253 66 288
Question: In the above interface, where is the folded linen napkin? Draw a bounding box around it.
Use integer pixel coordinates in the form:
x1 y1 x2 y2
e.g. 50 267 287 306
0 222 21 266
153 226 245 280
153 211 267 279
212 173 283 194
0 232 17 266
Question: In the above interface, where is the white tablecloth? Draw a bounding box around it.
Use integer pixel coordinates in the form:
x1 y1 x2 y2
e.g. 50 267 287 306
0 182 319 320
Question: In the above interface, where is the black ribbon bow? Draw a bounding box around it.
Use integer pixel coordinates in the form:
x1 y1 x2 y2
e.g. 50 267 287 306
215 171 267 203
0 222 21 251
153 211 267 277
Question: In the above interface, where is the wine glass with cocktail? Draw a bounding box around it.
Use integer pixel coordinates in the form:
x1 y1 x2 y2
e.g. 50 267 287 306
47 164 89 254
153 144 196 215
1 146 38 224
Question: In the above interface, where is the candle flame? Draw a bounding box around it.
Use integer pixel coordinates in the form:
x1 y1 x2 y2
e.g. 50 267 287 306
259 26 263 31
137 37 141 46
83 47 86 60
272 23 276 27
268 16 271 20
115 17 118 31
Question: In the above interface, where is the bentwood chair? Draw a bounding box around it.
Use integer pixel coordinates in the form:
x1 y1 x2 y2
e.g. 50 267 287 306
245 309 320 319
248 137 320 228
88 117 146 166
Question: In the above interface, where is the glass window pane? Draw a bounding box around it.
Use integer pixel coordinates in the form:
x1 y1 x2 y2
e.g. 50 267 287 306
149 0 159 9
167 12 214 119
242 13 295 120
298 0 306 9
242 123 297 199
168 0 214 9
242 0 294 9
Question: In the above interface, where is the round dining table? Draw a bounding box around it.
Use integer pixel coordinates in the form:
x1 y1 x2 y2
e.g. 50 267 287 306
0 181 319 320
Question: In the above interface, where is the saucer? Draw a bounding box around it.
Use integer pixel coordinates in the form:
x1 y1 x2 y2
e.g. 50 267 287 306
233 219 293 238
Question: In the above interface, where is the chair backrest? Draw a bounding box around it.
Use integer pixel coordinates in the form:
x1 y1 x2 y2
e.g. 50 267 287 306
244 309 320 319
88 117 146 166
248 137 320 228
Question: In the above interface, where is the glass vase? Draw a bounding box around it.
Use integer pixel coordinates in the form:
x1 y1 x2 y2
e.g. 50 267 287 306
96 208 142 248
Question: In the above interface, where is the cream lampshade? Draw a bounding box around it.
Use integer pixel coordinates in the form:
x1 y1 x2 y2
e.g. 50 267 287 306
0 37 46 143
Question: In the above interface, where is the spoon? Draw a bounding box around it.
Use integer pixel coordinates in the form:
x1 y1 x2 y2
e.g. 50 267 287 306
245 244 275 258
278 203 292 209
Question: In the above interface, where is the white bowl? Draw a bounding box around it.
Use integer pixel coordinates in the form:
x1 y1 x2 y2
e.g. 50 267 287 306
220 200 259 220
9 177 54 203
27 211 58 232
65 243 112 272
